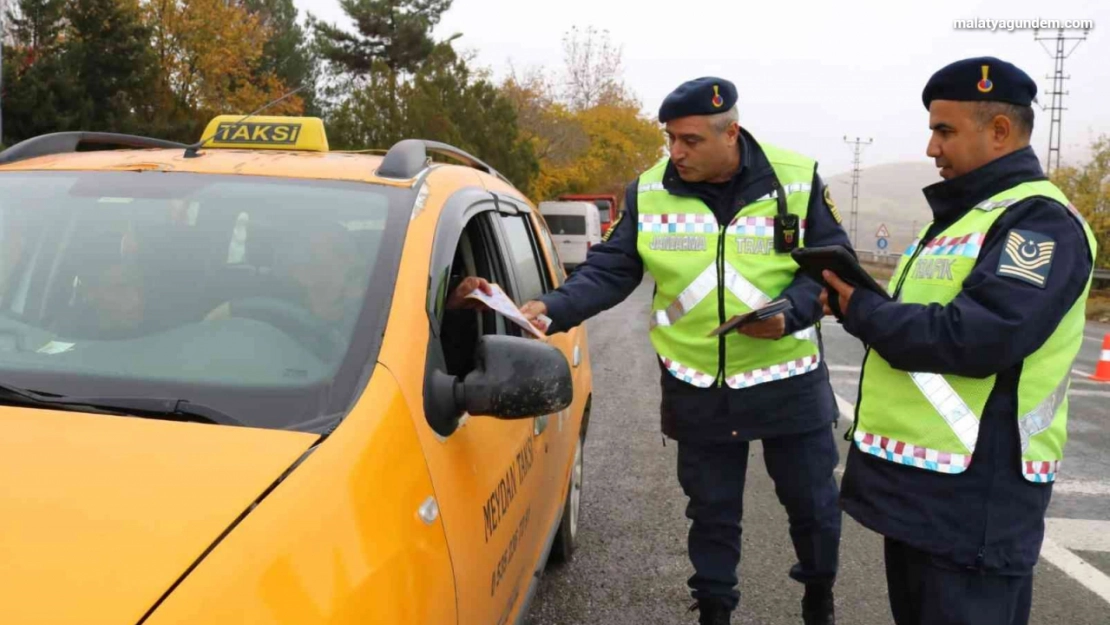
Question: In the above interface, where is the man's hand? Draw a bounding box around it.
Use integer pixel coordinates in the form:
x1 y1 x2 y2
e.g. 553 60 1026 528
520 300 550 333
820 270 855 317
446 276 494 311
736 313 786 339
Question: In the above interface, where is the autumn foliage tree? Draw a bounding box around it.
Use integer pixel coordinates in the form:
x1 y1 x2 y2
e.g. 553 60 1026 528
1 0 305 145
1052 135 1110 268
505 26 663 201
145 0 304 141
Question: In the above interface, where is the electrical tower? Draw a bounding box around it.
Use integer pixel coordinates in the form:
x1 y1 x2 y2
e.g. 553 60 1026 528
1034 27 1088 175
843 136 873 248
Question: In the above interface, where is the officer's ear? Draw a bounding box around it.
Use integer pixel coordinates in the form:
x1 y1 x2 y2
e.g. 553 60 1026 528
725 122 741 145
989 114 1013 148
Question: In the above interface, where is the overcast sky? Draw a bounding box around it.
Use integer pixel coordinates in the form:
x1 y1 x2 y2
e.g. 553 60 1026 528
293 0 1108 177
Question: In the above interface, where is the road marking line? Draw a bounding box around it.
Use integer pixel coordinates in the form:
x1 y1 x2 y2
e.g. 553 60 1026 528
1069 389 1110 398
1084 335 1103 345
1046 519 1110 552
1073 368 1093 378
834 394 855 423
1040 536 1110 605
1052 479 1110 496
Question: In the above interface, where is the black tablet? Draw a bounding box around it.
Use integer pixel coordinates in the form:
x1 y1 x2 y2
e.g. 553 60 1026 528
790 245 892 300
708 298 793 337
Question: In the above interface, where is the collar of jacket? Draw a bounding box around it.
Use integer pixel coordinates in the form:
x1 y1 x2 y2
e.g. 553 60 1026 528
921 146 1047 225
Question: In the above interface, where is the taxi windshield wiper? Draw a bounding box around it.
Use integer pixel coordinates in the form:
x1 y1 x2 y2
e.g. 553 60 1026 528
0 382 243 427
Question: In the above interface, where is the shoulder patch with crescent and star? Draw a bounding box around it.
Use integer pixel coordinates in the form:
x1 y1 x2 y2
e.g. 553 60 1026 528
997 229 1055 288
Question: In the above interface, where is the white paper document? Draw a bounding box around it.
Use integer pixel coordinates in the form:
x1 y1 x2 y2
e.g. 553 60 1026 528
465 284 548 340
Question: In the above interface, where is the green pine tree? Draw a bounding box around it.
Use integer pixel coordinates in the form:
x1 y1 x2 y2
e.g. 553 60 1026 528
246 0 320 115
313 0 452 76
65 0 157 133
6 0 65 52
2 0 75 142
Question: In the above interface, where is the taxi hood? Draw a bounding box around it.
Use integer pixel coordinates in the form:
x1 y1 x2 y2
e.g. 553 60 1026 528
0 407 317 625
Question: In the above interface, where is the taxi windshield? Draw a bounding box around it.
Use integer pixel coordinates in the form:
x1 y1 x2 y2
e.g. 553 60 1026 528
0 171 411 432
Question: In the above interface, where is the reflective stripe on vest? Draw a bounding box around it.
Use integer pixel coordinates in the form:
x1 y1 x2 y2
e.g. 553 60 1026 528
909 371 979 452
853 429 972 474
725 327 821 388
1017 375 1068 451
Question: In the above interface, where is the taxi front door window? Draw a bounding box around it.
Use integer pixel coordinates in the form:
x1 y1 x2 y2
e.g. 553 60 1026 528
440 213 513 376
497 213 552 309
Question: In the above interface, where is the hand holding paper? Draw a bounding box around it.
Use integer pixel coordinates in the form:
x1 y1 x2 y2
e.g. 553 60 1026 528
465 283 548 340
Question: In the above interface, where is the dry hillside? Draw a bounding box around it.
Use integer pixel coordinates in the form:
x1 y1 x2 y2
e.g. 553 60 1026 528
825 161 939 255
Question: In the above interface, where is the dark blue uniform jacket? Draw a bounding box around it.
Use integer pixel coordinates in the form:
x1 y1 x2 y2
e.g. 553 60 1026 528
540 129 850 442
839 146 1095 573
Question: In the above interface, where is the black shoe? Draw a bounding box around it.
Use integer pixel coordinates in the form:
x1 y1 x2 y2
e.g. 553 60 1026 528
801 584 835 625
688 599 731 625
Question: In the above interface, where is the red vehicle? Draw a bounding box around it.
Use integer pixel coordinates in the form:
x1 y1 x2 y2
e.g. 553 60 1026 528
558 194 619 236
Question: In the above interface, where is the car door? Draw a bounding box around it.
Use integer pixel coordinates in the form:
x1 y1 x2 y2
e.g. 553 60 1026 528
492 197 582 552
415 196 550 625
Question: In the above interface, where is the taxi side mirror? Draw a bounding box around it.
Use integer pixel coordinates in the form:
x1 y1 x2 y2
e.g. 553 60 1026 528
425 335 573 436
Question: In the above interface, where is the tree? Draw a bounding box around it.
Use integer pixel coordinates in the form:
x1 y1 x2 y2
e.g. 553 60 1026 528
326 44 539 193
502 67 588 168
245 0 319 114
405 46 538 190
501 27 662 200
6 0 65 53
524 102 661 200
65 0 157 133
313 0 452 128
145 0 303 142
313 0 452 76
1 0 77 142
1052 135 1110 268
560 25 626 111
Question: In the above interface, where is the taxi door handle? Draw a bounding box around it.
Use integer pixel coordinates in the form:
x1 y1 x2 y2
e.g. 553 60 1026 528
573 345 581 368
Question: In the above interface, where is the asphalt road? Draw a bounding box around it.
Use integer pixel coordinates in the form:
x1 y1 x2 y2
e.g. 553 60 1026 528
523 279 1110 625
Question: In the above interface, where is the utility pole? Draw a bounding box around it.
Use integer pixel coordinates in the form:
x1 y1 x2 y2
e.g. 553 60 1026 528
1034 27 1089 175
843 136 873 248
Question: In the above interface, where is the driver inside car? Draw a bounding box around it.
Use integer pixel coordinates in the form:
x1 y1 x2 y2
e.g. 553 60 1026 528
204 222 368 341
52 260 147 340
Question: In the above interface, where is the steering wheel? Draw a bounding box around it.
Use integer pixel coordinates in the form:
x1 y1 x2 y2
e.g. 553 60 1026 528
221 297 344 361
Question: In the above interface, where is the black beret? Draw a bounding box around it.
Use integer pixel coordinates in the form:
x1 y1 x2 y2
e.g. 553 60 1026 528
922 56 1037 109
658 77 738 123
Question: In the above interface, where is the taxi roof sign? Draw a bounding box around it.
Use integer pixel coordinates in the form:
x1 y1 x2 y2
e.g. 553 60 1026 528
199 115 329 152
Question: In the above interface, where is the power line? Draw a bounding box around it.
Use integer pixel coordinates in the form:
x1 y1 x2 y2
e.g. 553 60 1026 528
842 136 873 248
1033 27 1089 175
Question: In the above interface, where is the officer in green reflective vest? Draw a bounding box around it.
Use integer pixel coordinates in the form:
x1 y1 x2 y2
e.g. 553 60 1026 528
822 57 1097 625
520 77 851 625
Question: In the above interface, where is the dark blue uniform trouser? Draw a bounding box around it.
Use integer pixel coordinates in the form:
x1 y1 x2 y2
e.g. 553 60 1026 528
676 425 841 610
884 538 1033 625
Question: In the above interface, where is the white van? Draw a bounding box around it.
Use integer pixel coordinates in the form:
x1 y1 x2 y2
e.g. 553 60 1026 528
539 201 602 272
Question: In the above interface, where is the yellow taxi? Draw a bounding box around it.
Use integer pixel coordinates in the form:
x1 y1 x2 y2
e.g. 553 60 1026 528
0 116 593 625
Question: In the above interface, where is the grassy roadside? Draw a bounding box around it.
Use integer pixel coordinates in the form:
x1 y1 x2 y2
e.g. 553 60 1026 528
859 261 1110 322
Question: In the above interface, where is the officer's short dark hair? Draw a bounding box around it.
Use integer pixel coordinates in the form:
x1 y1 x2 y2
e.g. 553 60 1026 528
973 101 1034 139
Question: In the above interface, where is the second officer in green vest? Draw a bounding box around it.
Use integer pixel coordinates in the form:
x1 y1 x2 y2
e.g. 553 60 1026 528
822 57 1098 625
519 77 850 625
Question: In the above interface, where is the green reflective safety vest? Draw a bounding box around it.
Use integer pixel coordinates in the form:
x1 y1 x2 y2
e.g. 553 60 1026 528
854 180 1098 483
635 144 821 389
